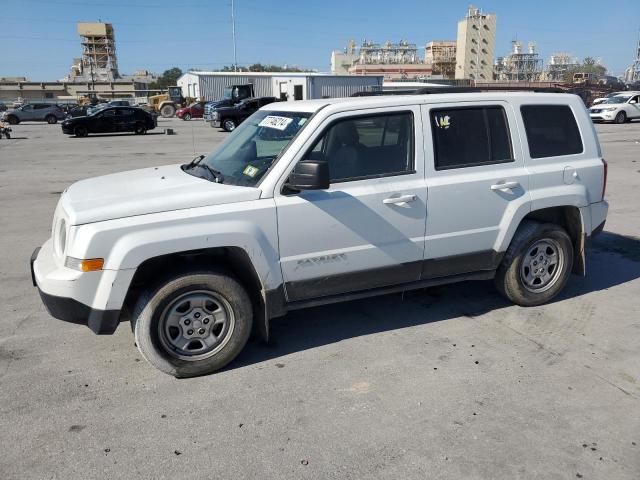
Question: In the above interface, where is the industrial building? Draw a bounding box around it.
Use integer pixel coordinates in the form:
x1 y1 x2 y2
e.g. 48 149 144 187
177 71 383 102
542 53 579 82
455 5 497 80
0 22 153 104
494 41 543 82
425 41 457 78
624 38 640 83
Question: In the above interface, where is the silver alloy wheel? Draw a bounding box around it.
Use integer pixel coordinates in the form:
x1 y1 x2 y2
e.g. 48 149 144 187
158 290 235 361
520 238 564 293
224 119 236 131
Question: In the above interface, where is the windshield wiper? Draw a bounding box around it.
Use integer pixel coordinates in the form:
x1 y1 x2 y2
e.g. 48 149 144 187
187 154 205 168
194 163 225 183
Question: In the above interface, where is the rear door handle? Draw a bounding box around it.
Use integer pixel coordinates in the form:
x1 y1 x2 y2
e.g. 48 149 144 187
490 181 520 191
383 194 417 205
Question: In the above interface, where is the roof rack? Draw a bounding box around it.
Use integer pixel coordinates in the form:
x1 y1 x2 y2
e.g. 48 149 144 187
413 86 565 95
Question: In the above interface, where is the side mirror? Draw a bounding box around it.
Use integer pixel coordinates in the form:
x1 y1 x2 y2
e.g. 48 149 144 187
287 160 330 191
630 100 637 104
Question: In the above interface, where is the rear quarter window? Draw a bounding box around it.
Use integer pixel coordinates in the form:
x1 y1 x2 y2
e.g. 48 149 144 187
520 105 583 158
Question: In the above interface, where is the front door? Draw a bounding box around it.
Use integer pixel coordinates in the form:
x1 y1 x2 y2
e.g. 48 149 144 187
91 108 117 133
420 102 529 277
274 107 427 301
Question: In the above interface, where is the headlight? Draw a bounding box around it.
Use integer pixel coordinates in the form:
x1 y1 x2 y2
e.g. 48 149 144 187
65 257 104 272
55 218 67 256
600 107 617 112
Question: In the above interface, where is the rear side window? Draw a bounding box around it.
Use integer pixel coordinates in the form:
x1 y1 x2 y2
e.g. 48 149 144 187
431 106 513 170
520 105 583 158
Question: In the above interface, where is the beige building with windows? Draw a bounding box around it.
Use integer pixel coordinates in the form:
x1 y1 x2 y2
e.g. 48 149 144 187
455 6 496 80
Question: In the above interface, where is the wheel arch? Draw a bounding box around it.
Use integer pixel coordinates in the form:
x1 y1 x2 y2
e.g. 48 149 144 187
511 206 586 276
122 246 277 341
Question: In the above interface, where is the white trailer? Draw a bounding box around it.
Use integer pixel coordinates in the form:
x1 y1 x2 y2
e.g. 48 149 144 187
177 71 383 102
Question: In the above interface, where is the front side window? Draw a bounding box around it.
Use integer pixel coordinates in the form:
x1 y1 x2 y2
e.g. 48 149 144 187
304 112 414 182
185 110 312 187
431 106 513 170
520 105 583 159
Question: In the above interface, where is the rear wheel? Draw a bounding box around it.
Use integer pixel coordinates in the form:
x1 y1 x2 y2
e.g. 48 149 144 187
495 221 573 306
222 118 236 132
614 111 627 124
45 115 57 124
134 122 147 135
183 113 191 121
160 104 176 118
6 115 18 125
73 125 88 137
132 271 253 378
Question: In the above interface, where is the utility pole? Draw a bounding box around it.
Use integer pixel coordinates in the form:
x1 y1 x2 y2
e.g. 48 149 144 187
231 0 238 72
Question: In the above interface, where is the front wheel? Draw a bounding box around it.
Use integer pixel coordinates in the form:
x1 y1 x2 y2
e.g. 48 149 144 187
614 111 627 124
134 122 147 135
6 115 19 125
182 113 191 121
222 118 236 132
45 115 57 124
132 272 253 378
73 125 88 137
495 221 573 307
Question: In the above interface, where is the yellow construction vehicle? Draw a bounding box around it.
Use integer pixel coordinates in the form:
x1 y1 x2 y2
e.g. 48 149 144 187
147 86 196 118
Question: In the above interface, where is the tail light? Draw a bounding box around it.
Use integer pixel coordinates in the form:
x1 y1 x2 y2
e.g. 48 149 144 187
601 158 608 201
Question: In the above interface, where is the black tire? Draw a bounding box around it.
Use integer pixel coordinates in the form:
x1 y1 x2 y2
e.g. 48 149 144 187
132 271 253 378
160 104 176 118
134 122 147 135
614 111 627 124
6 115 19 125
73 125 88 137
222 118 236 132
45 115 57 124
495 221 573 307
4 132 9 139
182 113 191 121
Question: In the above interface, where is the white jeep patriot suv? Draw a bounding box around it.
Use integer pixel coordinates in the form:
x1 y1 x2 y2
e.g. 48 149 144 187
31 92 609 377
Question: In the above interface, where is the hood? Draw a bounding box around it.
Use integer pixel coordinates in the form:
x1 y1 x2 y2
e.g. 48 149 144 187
60 164 261 225
590 103 621 110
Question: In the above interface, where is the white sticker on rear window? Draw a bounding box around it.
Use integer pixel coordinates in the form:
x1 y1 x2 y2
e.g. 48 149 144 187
259 115 293 130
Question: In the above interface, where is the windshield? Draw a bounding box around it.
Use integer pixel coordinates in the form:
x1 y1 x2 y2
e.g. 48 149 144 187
602 96 631 104
187 110 312 186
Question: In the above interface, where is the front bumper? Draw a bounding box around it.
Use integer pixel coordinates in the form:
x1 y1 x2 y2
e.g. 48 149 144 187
61 125 73 134
31 244 121 335
589 111 616 122
211 120 221 128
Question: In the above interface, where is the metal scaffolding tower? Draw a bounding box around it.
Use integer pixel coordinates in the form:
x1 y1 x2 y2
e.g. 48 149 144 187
76 23 119 82
624 36 640 83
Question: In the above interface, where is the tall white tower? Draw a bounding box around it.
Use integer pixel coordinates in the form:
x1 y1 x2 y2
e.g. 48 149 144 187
455 5 497 81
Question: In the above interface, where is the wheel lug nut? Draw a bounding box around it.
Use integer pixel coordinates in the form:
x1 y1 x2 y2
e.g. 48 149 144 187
203 318 209 324
198 328 206 335
187 329 194 335
194 312 201 318
184 319 191 325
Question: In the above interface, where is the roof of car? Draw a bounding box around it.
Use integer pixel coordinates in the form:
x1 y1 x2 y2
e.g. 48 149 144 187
262 91 582 114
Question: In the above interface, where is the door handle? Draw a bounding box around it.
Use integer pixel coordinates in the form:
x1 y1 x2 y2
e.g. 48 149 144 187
490 181 520 191
383 194 417 205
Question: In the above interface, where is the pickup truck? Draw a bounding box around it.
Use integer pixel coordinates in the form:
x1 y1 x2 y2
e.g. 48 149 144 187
210 96 278 131
31 92 608 377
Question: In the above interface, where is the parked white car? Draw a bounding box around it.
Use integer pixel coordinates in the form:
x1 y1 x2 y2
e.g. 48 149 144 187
31 92 609 377
589 92 640 123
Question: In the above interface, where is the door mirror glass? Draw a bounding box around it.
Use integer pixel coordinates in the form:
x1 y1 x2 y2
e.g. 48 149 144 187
287 160 330 190
630 99 637 104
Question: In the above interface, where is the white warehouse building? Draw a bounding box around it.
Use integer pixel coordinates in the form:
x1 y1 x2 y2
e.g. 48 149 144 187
177 71 383 102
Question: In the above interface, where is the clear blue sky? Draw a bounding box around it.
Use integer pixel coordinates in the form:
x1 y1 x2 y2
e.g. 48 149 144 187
2 0 639 80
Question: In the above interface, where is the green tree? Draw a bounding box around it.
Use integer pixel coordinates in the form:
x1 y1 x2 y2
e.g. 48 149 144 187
563 57 607 83
149 67 183 90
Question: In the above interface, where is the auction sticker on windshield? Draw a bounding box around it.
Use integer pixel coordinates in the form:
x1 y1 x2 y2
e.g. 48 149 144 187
258 115 293 131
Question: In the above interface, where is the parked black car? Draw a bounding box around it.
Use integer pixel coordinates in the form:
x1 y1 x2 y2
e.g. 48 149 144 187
61 106 157 137
211 97 278 131
65 105 90 119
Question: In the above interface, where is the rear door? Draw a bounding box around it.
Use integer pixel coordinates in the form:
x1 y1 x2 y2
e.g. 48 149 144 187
421 102 530 277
